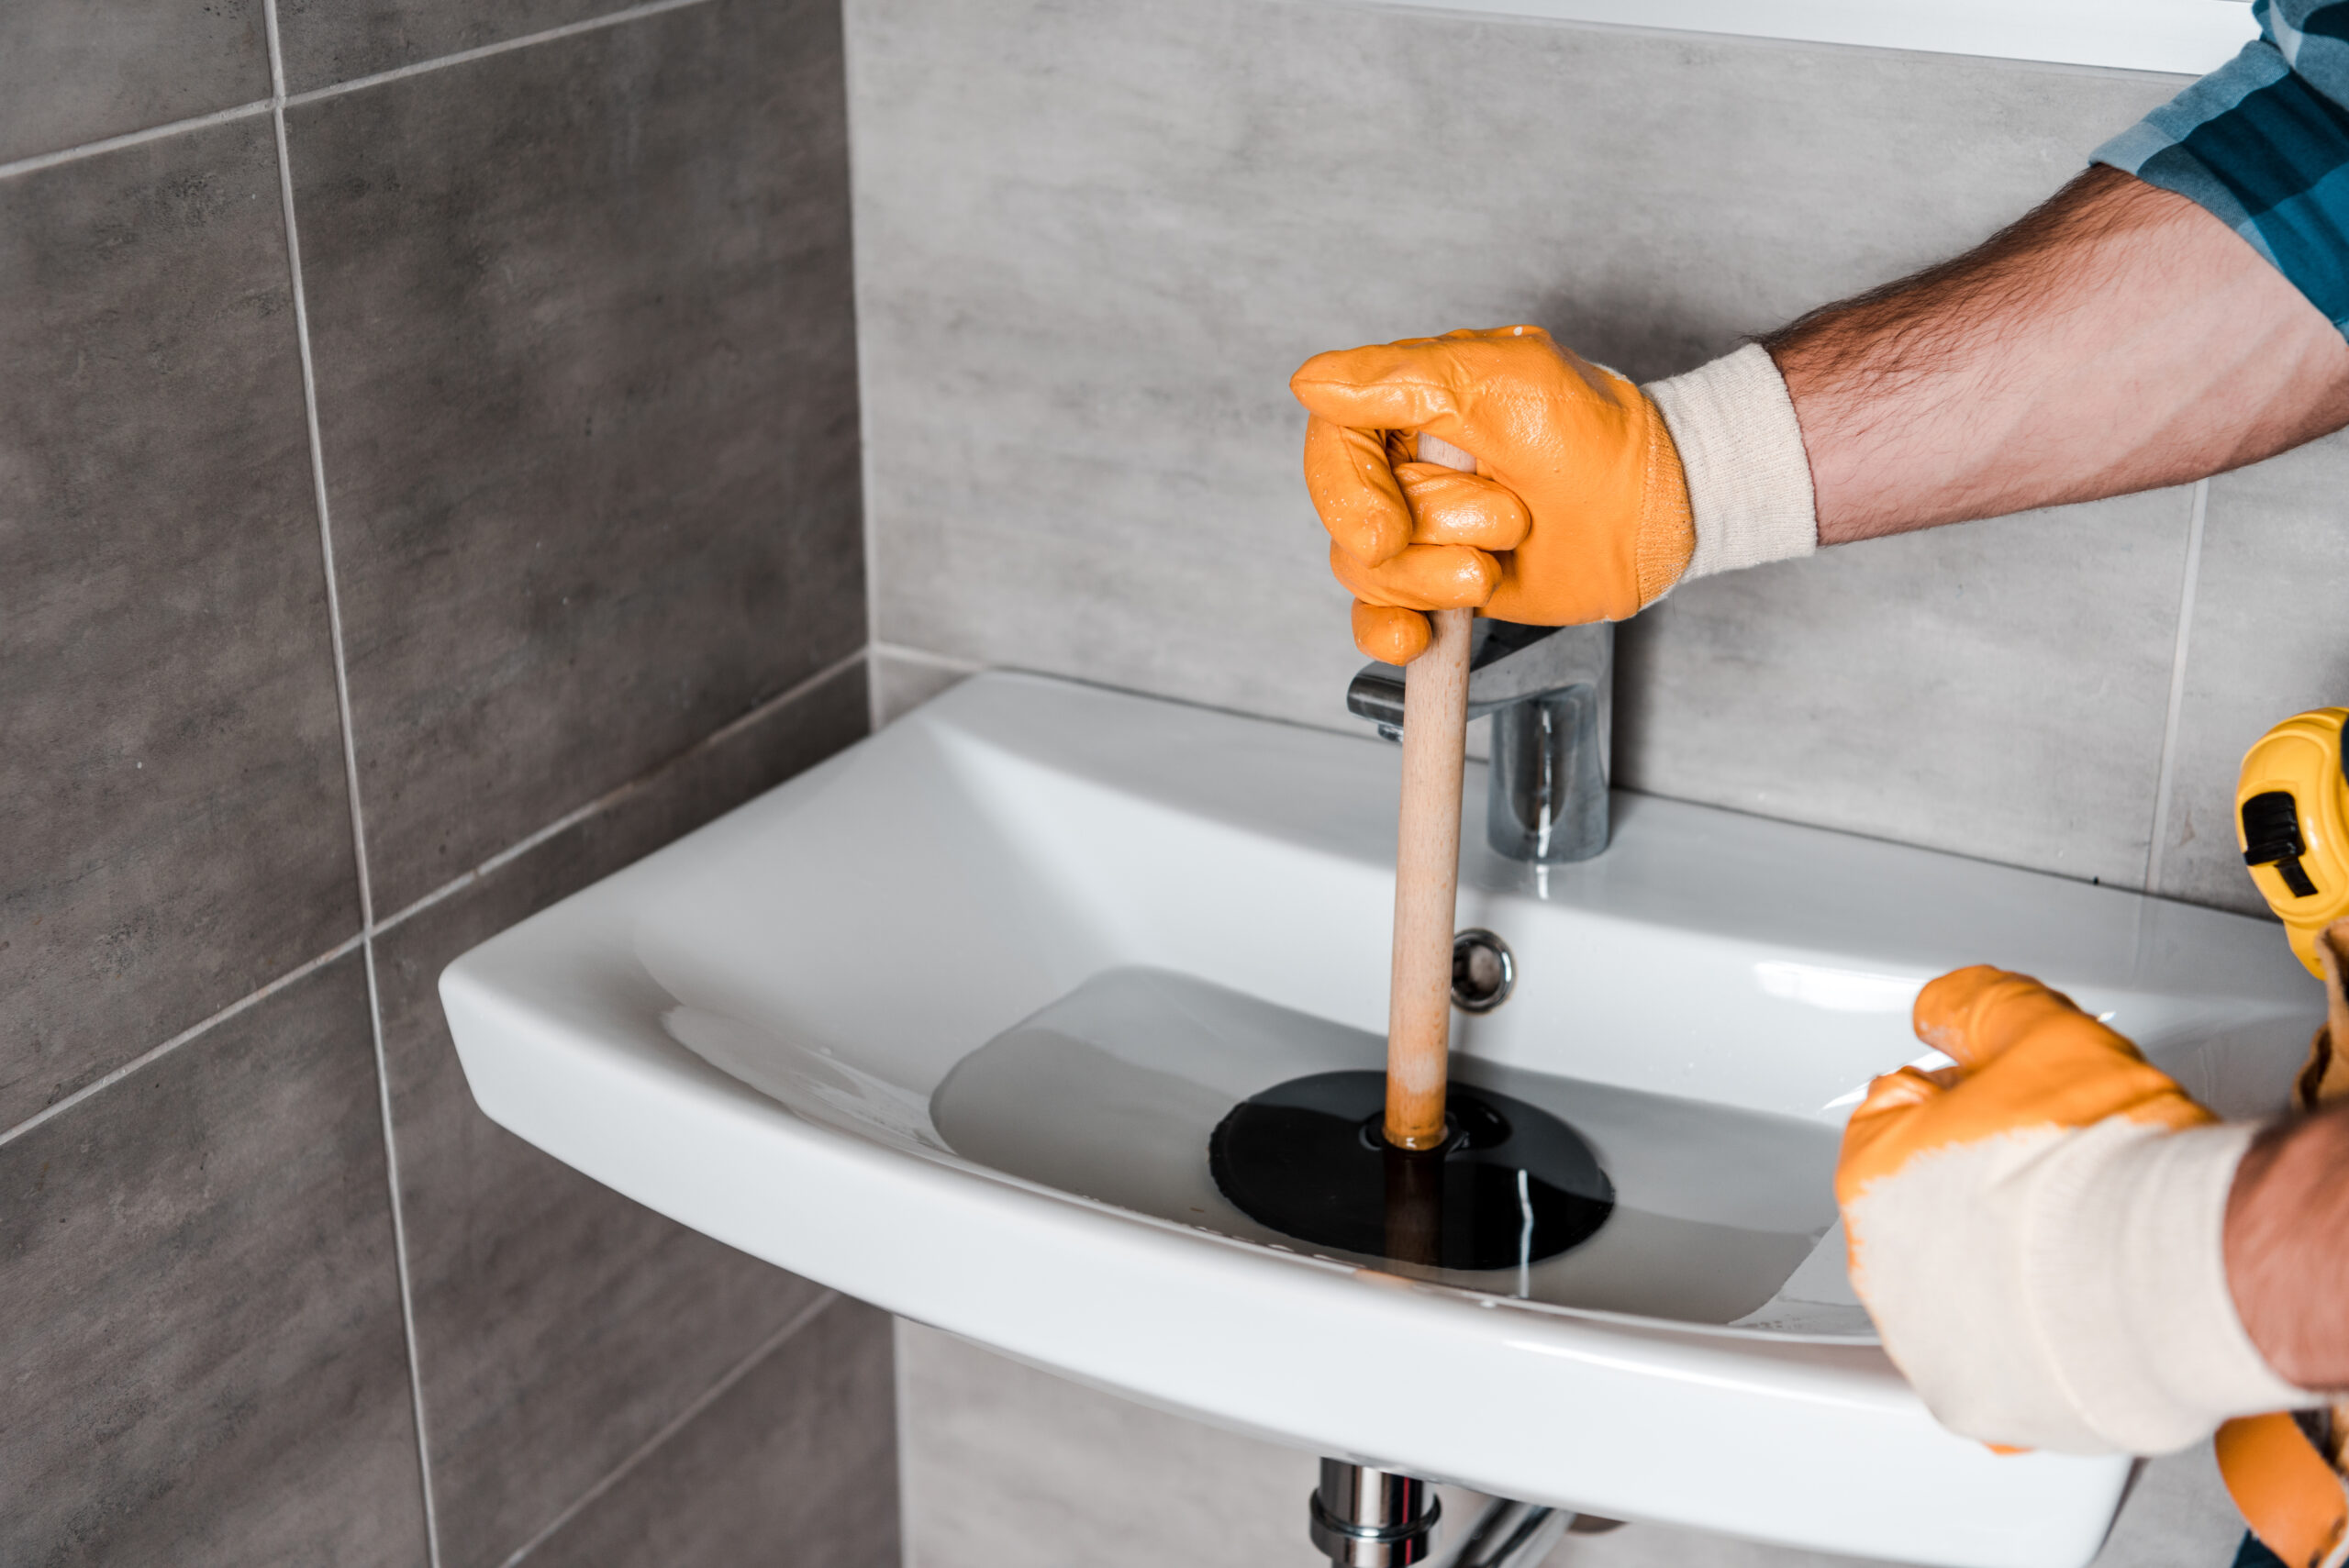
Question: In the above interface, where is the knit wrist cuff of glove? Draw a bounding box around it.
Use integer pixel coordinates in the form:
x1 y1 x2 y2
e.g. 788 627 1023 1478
2032 1121 2310 1453
1643 344 1818 581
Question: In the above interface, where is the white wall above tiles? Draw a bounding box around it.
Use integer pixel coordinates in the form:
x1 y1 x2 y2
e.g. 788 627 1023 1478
1378 0 2255 73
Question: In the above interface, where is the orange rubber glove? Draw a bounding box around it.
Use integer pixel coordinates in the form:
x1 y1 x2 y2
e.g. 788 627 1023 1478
2221 1412 2349 1568
1838 966 2304 1454
1290 327 1694 663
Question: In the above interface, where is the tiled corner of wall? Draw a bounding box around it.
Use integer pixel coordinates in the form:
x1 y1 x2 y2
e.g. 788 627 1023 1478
1 0 888 1558
872 644 982 728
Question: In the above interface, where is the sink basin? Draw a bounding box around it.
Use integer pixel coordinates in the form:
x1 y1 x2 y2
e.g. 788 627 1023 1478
441 672 2317 1567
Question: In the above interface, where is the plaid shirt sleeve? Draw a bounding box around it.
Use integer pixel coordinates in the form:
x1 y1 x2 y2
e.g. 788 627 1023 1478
2093 0 2349 333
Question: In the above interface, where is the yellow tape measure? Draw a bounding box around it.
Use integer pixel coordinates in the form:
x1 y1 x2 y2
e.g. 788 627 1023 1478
2237 706 2349 977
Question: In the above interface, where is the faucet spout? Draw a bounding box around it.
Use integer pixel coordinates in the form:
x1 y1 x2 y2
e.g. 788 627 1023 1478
1345 620 1611 865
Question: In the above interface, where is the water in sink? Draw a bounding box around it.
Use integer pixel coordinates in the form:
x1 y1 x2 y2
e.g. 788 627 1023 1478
930 967 1871 1336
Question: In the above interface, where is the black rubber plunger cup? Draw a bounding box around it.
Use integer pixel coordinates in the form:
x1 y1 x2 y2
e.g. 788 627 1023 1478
1208 1070 1614 1272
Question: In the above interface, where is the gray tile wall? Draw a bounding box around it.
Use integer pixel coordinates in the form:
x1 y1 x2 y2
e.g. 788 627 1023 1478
1 0 892 1561
0 0 269 164
851 0 2313 1555
2158 432 2349 914
0 113 358 1132
896 1323 2248 1568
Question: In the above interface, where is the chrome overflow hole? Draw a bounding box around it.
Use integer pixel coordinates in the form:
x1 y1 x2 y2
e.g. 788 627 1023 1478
1452 929 1515 1013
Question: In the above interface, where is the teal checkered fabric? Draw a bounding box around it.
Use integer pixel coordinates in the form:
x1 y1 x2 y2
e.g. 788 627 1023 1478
2095 0 2349 333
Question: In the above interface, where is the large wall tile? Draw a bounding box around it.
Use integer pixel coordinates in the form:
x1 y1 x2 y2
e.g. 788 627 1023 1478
0 953 426 1567
527 1297 899 1568
290 0 863 915
278 0 621 96
850 0 2188 873
372 663 864 1568
1616 488 2196 888
0 117 360 1131
2154 438 2349 916
896 1319 1322 1568
0 1 267 166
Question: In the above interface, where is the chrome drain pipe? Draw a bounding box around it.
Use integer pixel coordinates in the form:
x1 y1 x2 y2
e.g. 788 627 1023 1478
1309 1460 1441 1566
1450 1496 1570 1568
1309 1459 1600 1568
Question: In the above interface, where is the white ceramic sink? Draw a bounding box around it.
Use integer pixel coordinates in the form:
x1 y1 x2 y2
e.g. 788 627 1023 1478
442 672 2318 1567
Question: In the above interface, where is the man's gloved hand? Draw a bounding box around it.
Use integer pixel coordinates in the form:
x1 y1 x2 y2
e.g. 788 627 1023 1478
1288 327 1693 662
1838 965 2304 1454
1288 329 1818 663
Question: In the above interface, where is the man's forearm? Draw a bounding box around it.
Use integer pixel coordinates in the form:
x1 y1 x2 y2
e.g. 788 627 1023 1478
1765 167 2349 544
2227 1102 2349 1391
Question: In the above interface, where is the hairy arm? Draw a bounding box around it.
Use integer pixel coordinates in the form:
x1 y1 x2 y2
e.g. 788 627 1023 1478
2228 1104 2349 1391
1766 166 2349 544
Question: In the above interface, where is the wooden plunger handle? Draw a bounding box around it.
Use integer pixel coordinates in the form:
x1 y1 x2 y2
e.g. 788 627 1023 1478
1384 430 1477 1151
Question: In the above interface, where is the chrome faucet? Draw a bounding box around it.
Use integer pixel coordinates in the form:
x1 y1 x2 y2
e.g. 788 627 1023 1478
1346 619 1612 863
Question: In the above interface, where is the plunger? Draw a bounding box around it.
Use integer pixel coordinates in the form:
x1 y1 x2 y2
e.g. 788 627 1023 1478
1209 432 1614 1273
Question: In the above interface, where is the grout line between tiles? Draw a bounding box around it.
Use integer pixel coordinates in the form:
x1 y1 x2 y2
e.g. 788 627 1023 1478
284 0 718 110
0 0 716 184
501 1291 843 1567
357 934 442 1568
0 98 273 182
371 645 868 935
264 25 370 934
262 1 443 1559
0 933 366 1150
0 649 872 1153
2144 478 2209 895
